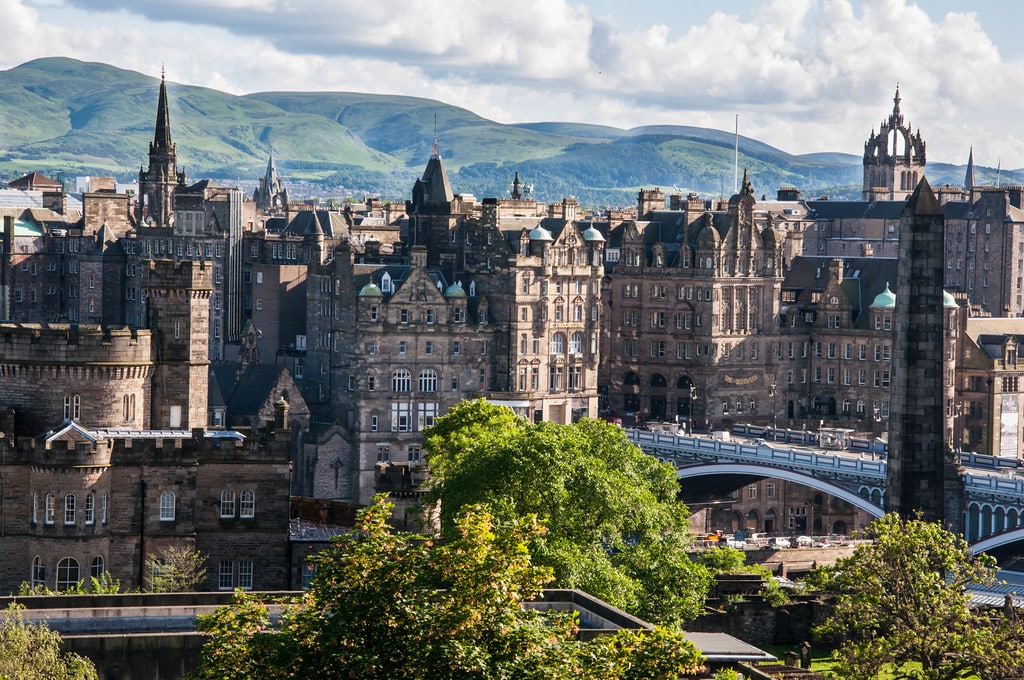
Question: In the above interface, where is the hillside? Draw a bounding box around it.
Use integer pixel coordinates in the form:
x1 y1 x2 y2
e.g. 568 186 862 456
0 57 999 205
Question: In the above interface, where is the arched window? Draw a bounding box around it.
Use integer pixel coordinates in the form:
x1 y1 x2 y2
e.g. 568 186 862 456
650 374 667 388
90 556 104 579
56 557 80 591
64 493 76 525
84 492 95 525
569 332 583 354
220 490 235 518
392 369 412 392
550 333 565 355
31 556 46 588
624 372 641 387
418 369 438 392
44 493 55 525
159 491 176 521
240 490 255 518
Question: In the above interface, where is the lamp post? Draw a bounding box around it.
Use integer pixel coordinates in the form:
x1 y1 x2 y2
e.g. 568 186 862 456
689 384 697 432
768 379 777 432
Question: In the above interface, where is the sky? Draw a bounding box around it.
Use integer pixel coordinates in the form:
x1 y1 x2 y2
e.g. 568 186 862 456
4 0 1024 168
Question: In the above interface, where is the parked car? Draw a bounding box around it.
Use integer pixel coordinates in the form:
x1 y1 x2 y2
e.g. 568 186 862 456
768 537 791 549
725 537 748 550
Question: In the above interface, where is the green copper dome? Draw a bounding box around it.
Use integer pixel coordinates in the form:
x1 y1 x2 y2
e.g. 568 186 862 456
581 225 605 242
358 282 383 297
528 225 554 241
943 290 958 308
870 283 896 309
444 282 467 298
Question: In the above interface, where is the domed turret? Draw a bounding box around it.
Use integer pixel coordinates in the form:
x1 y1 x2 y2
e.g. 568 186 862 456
943 290 958 308
582 225 605 242
870 283 896 309
358 282 383 297
529 225 554 242
444 282 467 298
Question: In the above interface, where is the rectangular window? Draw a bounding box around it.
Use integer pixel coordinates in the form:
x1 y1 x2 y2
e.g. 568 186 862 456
391 403 412 432
218 562 234 590
453 341 461 355
239 491 255 518
84 494 94 525
425 341 434 355
377 445 391 463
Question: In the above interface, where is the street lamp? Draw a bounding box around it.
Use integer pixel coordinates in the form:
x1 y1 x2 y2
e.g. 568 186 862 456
689 384 697 432
768 380 777 432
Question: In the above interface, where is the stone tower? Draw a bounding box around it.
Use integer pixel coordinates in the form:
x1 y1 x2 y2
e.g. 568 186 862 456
144 259 213 429
137 70 186 227
863 86 926 201
253 148 288 213
886 178 963 529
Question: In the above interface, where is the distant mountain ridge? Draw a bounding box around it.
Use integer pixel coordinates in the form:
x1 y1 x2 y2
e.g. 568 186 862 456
0 57 1002 205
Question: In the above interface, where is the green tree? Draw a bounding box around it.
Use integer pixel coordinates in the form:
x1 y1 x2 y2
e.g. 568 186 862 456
813 512 1024 679
145 545 208 592
193 496 704 680
423 399 711 627
0 604 97 680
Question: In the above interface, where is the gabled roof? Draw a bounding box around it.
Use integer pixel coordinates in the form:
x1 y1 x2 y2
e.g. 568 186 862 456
210 360 308 425
8 172 62 191
283 210 349 239
782 256 899 327
41 419 99 444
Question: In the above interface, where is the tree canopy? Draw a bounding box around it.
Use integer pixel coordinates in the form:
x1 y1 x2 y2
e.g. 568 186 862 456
812 512 1024 680
423 399 711 627
0 604 97 680
193 496 705 680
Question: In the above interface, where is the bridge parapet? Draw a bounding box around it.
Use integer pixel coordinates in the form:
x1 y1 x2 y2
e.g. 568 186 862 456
628 430 887 483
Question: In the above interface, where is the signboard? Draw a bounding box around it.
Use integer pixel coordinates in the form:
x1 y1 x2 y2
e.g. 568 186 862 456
1000 395 1019 458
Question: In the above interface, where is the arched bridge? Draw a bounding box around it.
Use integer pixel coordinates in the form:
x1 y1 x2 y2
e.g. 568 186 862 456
627 429 1024 546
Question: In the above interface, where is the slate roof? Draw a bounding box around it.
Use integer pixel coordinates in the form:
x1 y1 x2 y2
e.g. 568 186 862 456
282 210 349 239
782 256 898 328
805 200 908 220
209 360 303 422
964 318 1024 359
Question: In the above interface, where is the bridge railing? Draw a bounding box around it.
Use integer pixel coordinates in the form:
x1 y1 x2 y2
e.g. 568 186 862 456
963 473 1024 498
627 430 886 480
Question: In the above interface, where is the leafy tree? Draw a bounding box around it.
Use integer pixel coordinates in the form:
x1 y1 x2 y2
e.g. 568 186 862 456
423 399 712 627
193 496 704 680
813 512 1024 680
0 604 97 680
145 545 208 592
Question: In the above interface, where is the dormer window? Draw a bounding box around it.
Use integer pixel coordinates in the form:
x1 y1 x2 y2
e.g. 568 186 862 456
381 272 393 294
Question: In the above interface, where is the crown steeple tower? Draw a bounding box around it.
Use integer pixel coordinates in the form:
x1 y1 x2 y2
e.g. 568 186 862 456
862 84 926 201
137 68 185 228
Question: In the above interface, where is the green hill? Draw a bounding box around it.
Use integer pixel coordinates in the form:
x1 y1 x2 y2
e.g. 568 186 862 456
0 57 1008 205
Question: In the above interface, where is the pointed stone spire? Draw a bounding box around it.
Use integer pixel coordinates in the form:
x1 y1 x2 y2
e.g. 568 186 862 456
965 147 975 191
891 83 903 125
152 67 173 154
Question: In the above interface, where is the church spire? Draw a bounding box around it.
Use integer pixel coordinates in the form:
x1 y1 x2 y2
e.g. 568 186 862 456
152 67 173 154
965 146 976 192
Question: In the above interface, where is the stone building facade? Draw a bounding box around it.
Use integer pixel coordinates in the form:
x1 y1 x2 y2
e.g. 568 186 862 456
0 259 292 593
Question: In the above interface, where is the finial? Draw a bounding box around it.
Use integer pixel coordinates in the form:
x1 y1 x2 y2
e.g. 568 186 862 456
431 114 440 159
161 63 165 81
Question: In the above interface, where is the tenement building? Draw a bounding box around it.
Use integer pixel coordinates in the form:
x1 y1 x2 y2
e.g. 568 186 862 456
303 145 605 505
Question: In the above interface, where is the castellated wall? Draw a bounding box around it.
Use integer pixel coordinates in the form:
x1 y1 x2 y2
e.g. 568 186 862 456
0 324 154 433
0 428 292 594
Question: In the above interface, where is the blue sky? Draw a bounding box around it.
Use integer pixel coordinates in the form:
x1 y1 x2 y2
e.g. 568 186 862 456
4 0 1024 168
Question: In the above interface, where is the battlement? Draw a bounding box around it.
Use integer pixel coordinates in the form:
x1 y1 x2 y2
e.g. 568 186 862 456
0 323 152 365
143 258 214 293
